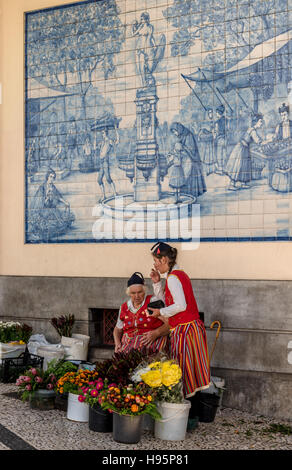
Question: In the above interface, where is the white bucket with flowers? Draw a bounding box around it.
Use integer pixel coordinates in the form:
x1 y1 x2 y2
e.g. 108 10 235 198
0 321 32 360
131 357 190 441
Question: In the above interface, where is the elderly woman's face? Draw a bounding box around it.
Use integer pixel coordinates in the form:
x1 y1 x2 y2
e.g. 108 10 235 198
129 285 145 307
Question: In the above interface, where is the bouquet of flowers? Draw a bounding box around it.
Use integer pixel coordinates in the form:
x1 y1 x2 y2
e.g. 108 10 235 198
50 314 75 338
0 321 33 344
56 368 99 396
94 349 147 386
78 377 116 407
98 382 161 419
16 367 57 401
131 357 184 403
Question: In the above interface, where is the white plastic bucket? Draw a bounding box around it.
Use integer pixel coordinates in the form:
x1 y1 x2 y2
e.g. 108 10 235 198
0 342 26 360
155 400 191 441
61 334 90 361
67 392 89 422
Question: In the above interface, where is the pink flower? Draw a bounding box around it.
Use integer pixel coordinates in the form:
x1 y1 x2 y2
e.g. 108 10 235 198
25 384 32 391
35 376 43 383
24 376 31 383
96 381 104 391
90 389 98 397
46 383 53 390
78 395 86 403
30 368 37 376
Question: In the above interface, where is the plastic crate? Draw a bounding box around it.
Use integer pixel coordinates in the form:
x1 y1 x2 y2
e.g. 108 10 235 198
0 350 44 383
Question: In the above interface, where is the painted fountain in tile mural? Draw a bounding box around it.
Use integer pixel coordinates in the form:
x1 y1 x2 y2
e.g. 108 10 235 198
25 0 292 243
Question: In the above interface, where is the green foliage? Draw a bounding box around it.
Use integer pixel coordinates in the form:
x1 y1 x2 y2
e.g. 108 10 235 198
46 359 78 381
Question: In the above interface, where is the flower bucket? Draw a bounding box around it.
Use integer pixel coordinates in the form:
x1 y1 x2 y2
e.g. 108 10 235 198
0 342 26 360
88 404 113 433
143 413 155 433
67 392 89 422
113 413 143 444
154 400 191 441
198 393 220 423
29 389 56 411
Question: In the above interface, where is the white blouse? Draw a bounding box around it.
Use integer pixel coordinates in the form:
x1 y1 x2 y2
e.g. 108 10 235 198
152 265 187 318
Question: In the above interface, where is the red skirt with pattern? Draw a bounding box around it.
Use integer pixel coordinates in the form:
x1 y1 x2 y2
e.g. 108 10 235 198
120 333 169 355
170 319 210 398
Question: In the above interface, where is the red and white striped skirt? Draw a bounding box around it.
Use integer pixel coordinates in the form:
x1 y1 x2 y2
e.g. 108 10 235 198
170 319 210 398
120 332 169 355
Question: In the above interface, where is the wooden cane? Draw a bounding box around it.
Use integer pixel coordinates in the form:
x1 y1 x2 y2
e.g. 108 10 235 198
210 320 222 362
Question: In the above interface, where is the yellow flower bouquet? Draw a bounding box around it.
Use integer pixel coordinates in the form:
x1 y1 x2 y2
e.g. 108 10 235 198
131 357 184 403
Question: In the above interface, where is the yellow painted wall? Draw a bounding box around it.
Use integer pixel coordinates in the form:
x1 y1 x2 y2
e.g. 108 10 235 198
0 0 292 280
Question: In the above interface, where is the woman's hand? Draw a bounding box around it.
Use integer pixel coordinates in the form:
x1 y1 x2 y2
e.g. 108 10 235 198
114 342 122 353
147 308 161 318
150 268 160 284
140 330 158 347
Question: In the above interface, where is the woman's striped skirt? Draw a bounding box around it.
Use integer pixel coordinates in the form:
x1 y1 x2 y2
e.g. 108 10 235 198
170 319 210 398
120 332 169 355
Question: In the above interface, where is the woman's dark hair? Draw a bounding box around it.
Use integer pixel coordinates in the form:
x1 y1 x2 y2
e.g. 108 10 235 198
152 243 178 274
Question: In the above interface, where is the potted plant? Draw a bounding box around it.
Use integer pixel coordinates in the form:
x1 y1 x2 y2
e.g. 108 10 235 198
94 349 147 385
132 358 191 441
78 377 115 433
0 322 33 359
46 359 79 410
16 367 57 410
98 382 160 444
50 314 90 361
56 368 99 422
50 314 75 338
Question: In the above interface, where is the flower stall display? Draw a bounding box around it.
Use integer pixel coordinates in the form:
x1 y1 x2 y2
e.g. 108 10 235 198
79 377 115 433
56 368 99 422
0 322 33 359
132 357 191 441
98 382 160 444
16 367 57 410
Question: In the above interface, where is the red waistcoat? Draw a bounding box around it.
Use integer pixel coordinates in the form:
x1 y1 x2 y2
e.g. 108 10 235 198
165 270 199 328
120 294 164 336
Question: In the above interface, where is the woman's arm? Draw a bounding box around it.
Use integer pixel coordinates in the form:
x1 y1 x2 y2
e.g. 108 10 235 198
140 320 170 347
149 274 187 318
113 327 123 353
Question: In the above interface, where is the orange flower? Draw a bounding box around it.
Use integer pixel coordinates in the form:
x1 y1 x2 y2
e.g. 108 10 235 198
131 404 139 413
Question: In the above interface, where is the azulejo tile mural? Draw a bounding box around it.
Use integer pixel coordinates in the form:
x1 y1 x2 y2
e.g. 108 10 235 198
25 0 292 243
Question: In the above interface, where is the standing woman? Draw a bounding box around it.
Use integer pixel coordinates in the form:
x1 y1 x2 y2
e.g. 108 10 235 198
148 242 211 428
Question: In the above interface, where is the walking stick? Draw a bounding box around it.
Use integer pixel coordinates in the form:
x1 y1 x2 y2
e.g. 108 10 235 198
209 320 221 362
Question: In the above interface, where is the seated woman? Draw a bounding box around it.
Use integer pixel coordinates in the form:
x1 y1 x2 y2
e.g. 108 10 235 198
113 272 169 354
